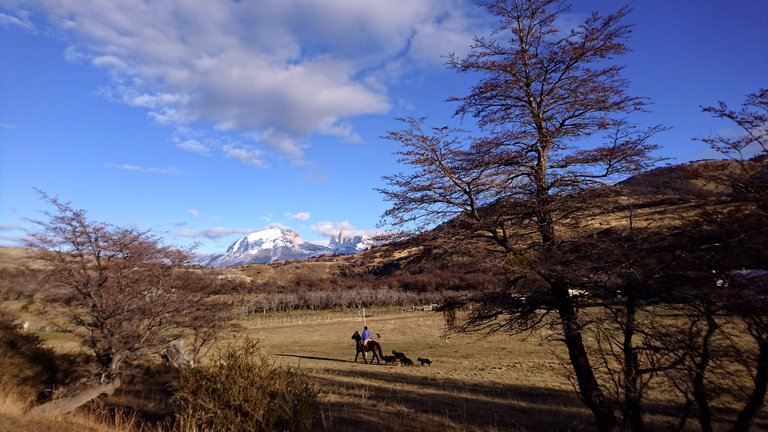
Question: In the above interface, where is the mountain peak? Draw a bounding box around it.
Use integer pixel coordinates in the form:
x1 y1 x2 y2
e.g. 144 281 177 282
329 231 373 253
208 226 373 267
244 227 300 246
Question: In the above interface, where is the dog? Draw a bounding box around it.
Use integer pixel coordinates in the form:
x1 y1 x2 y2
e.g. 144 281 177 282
417 357 432 366
400 356 414 366
382 355 399 365
392 350 406 359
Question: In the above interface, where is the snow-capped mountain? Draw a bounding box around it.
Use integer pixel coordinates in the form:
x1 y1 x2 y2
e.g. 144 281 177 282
206 227 373 267
329 232 375 254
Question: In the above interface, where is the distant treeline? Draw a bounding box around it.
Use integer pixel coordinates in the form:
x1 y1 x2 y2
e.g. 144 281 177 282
230 270 500 314
0 255 500 314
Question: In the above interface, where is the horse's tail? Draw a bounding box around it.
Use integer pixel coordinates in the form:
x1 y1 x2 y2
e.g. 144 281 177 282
376 342 384 359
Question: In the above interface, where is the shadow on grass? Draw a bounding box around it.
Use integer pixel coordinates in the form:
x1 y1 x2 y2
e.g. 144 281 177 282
276 353 356 364
311 366 593 432
312 367 768 432
276 352 388 365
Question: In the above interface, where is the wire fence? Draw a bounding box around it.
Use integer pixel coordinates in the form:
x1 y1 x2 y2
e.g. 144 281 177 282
245 305 439 328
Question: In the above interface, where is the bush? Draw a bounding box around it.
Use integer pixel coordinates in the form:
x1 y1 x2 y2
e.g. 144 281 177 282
173 339 316 432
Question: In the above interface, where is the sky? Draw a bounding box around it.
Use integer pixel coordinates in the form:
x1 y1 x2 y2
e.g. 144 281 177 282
1 0 766 254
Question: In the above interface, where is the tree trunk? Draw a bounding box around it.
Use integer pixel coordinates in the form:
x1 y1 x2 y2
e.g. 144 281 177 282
731 339 768 432
27 378 121 417
538 193 619 431
623 292 645 431
693 303 717 432
552 281 620 432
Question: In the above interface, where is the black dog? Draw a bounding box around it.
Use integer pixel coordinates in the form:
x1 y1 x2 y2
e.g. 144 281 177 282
417 357 432 366
392 350 406 359
400 356 414 366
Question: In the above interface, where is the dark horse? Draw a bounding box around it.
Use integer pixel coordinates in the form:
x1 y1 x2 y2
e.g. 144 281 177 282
351 331 384 364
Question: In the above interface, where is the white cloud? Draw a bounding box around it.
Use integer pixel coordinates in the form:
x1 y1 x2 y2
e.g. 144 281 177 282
0 224 29 246
63 45 86 63
285 211 311 222
176 227 255 240
8 0 486 164
91 54 129 73
222 144 267 168
310 220 376 238
0 10 35 32
246 129 305 160
126 92 188 109
408 11 479 66
0 234 29 246
176 139 209 155
188 209 199 218
113 163 181 175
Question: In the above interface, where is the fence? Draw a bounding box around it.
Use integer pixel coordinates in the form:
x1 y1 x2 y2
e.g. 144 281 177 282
245 305 438 328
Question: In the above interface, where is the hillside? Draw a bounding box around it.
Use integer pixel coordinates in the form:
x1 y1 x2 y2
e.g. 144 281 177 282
0 158 766 432
0 159 759 297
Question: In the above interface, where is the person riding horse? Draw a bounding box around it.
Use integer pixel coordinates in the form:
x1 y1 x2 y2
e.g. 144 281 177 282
352 330 383 364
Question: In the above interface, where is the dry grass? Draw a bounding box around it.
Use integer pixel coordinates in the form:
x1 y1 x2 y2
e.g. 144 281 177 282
0 391 151 432
0 391 32 417
2 306 767 431
0 246 34 270
0 386 168 432
245 309 768 431
247 311 592 431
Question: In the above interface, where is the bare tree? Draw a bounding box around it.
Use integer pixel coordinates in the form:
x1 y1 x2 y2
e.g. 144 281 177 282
27 193 229 382
379 1 664 430
698 89 767 163
671 89 768 432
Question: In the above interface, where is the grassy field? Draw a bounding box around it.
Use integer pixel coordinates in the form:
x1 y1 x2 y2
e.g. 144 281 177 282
246 310 590 431
3 306 768 431
238 308 768 431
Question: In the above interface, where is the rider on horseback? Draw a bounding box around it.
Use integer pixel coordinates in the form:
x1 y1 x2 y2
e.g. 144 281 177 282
362 326 371 348
352 328 383 364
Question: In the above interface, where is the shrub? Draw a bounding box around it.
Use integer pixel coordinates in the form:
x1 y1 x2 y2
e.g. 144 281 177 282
173 339 316 432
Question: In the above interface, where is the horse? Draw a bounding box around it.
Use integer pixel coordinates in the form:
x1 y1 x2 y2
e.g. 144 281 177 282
351 331 384 364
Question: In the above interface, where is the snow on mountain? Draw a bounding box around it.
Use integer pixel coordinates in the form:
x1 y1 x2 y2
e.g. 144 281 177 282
329 232 375 254
207 228 373 267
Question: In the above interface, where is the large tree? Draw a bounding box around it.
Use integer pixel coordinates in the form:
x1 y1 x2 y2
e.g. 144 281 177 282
379 1 664 430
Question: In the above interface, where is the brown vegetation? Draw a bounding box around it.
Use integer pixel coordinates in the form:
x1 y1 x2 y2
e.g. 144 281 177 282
173 339 316 432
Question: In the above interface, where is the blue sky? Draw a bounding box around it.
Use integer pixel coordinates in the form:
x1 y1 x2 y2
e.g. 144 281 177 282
1 0 766 254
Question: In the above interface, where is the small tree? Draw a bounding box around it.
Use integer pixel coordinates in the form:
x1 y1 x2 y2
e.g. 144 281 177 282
27 193 228 382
